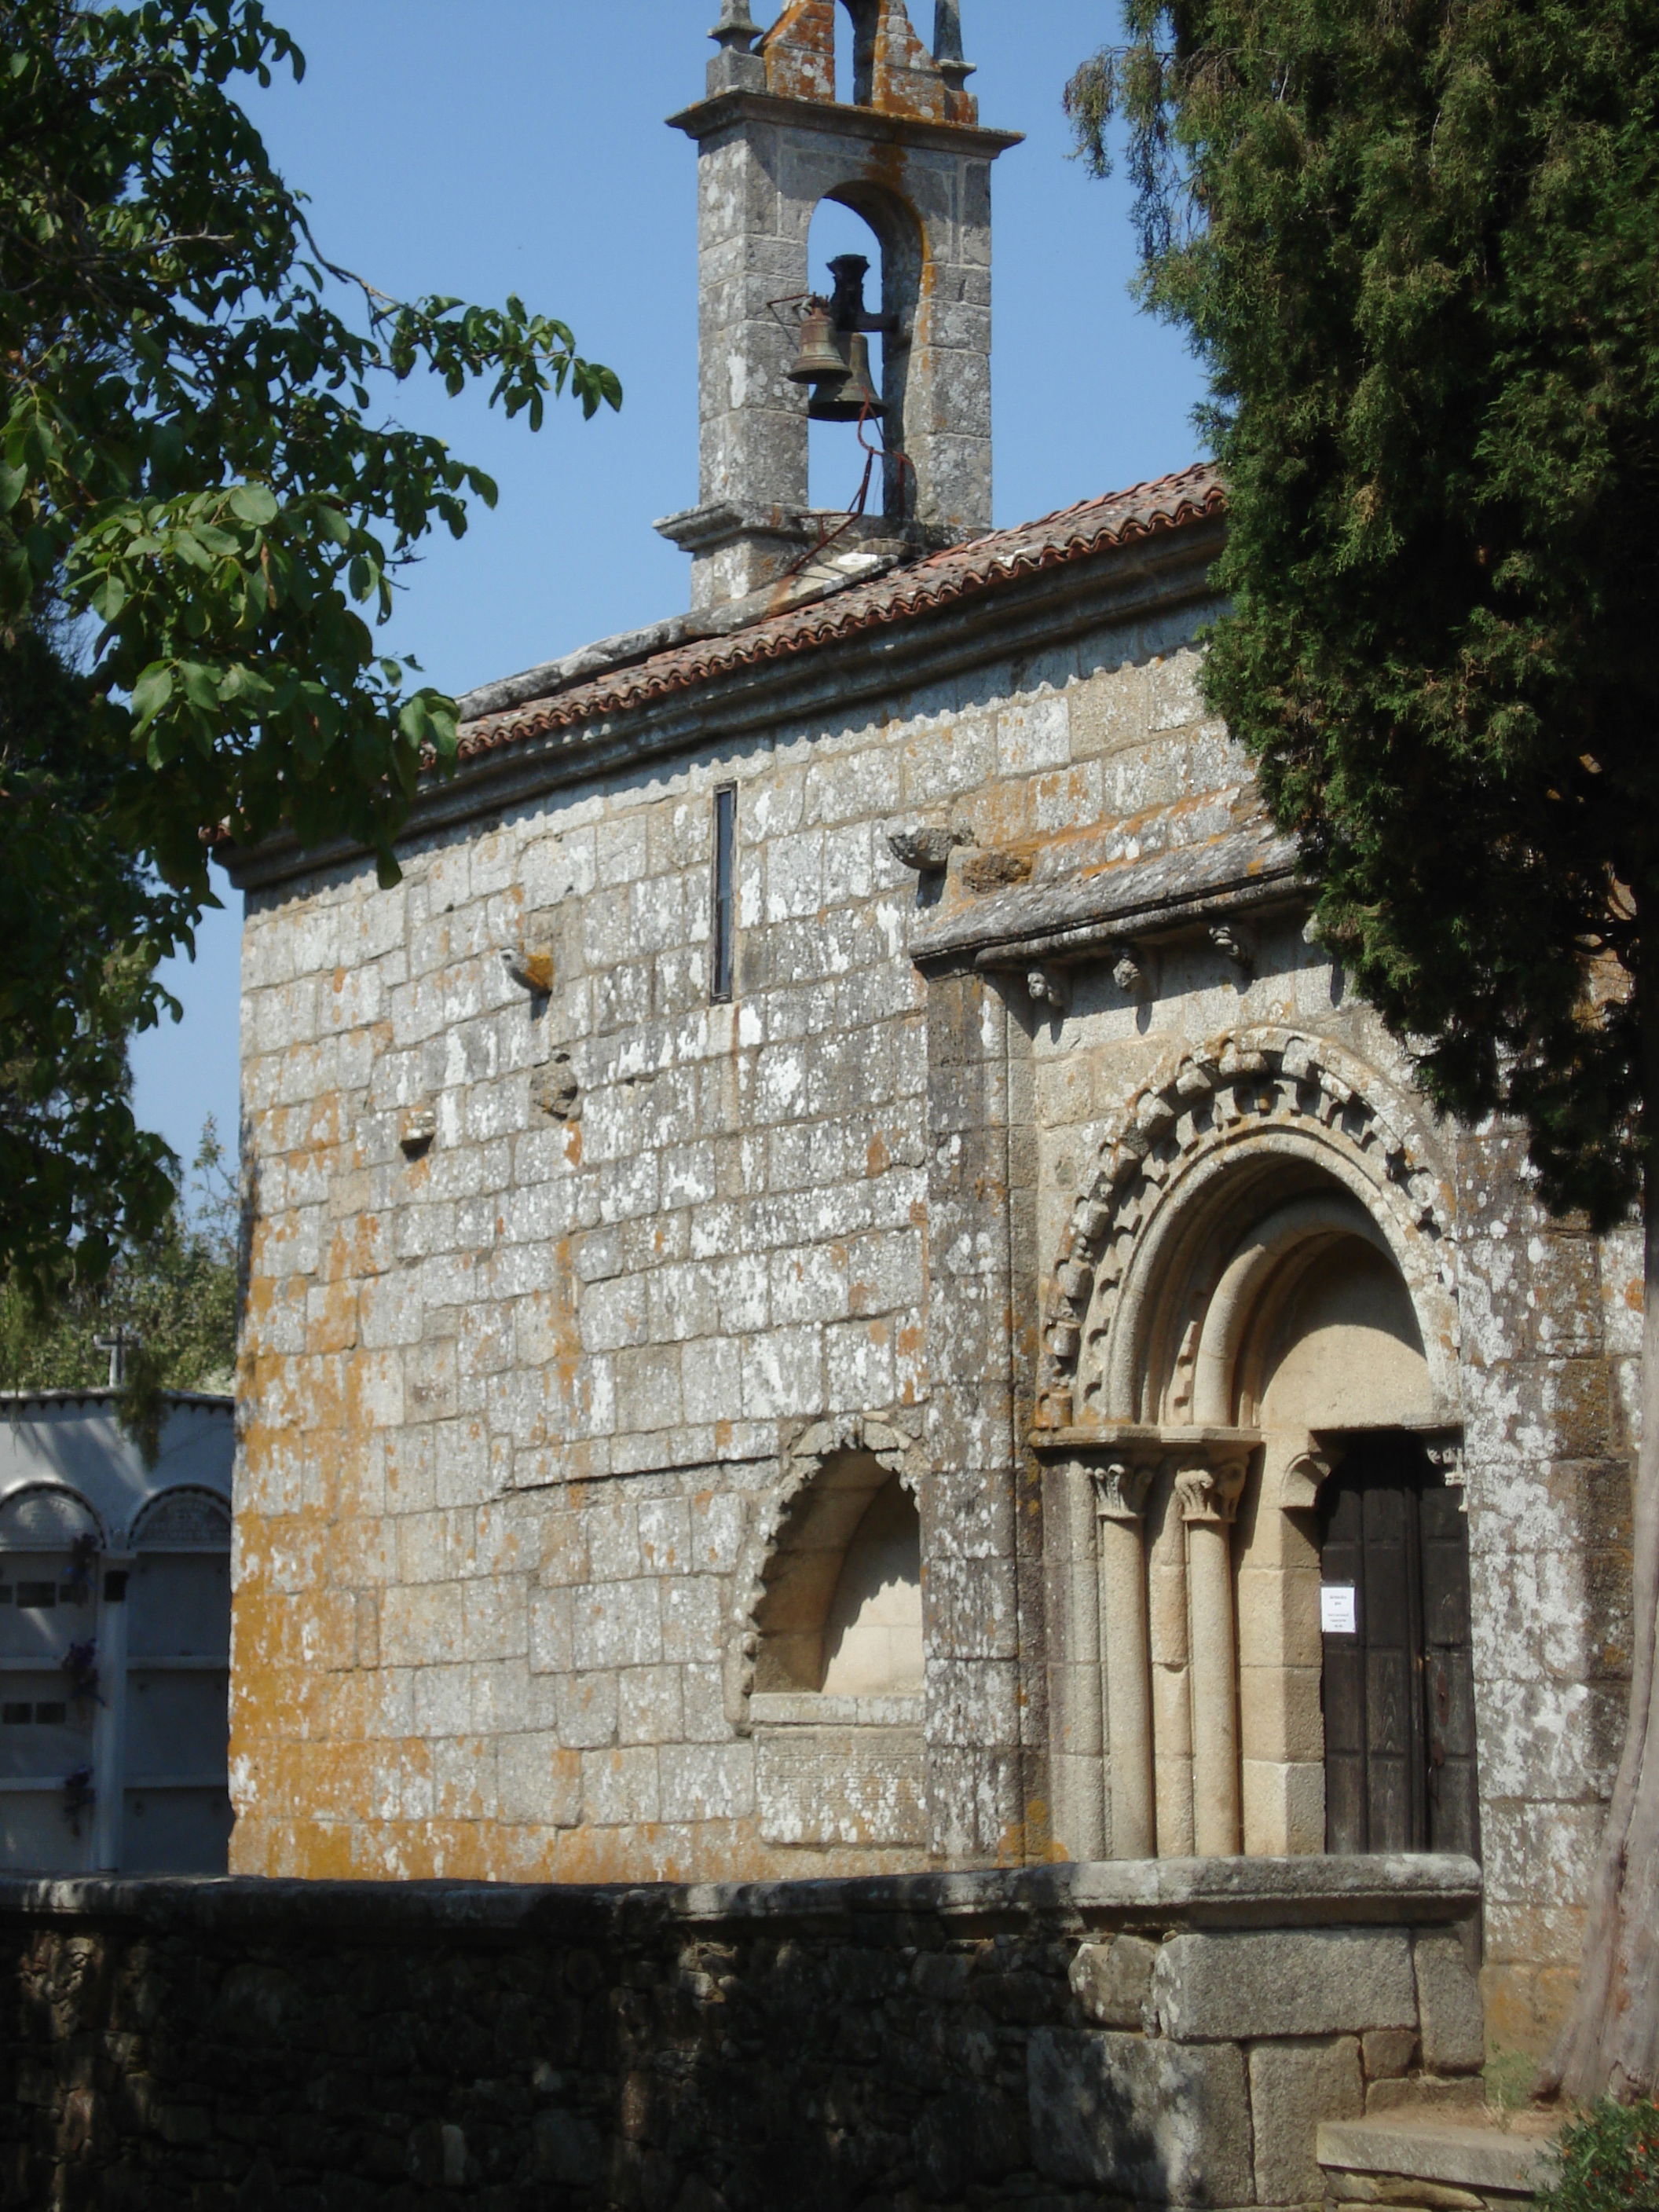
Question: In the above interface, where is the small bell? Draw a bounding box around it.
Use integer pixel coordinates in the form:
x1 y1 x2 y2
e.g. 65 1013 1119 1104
808 331 885 423
788 301 849 388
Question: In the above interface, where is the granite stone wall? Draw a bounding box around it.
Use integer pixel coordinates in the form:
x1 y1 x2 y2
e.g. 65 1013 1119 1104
0 1857 1481 2212
229 568 1228 1890
227 506 1634 2058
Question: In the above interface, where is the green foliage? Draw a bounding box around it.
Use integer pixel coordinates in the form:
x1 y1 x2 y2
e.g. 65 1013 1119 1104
0 607 189 1293
1068 0 1659 1223
1 0 619 1286
1534 2098 1659 2212
0 1121 240 1456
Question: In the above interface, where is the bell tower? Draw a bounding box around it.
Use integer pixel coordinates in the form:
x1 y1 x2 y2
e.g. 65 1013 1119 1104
658 2 1021 610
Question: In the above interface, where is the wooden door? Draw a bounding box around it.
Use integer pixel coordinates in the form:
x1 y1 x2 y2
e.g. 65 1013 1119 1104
1319 1435 1480 1856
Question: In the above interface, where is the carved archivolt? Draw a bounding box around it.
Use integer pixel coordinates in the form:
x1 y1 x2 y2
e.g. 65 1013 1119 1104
725 1414 923 1728
1036 1027 1461 1430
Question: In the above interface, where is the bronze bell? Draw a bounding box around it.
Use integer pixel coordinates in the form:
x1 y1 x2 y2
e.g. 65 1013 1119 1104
809 331 885 423
788 302 848 389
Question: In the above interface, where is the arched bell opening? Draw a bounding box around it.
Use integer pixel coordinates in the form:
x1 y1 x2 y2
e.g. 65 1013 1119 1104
800 182 922 522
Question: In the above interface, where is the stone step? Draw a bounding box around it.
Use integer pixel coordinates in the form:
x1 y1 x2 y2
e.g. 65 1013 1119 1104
1319 2111 1562 2212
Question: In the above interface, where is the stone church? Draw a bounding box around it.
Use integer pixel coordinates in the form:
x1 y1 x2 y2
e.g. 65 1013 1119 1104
225 0 1629 2071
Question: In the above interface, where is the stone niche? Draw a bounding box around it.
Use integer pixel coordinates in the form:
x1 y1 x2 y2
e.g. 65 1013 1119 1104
745 1419 927 1851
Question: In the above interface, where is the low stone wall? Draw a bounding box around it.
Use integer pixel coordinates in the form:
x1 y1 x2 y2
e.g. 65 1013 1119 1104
0 1855 1482 2211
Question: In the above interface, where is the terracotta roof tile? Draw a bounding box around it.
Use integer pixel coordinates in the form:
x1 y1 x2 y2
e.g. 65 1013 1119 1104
458 462 1225 762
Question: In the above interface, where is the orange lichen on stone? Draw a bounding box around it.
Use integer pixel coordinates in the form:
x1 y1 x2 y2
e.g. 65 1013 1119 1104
762 0 836 102
868 0 949 122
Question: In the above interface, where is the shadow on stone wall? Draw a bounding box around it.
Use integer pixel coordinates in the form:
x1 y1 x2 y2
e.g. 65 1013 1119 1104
0 1859 1479 2210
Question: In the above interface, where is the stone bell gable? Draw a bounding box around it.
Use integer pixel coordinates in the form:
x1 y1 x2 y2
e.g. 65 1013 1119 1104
223 0 1632 2075
657 0 1020 607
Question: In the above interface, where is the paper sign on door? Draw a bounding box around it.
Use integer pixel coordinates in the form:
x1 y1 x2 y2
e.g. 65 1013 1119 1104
1320 1584 1358 1635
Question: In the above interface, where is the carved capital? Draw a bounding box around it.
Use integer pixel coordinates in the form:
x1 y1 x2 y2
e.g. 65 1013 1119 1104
1175 1455 1248 1526
1091 1459 1156 1523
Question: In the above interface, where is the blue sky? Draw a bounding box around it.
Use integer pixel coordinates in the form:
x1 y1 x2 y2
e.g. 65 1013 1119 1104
130 1 1209 1170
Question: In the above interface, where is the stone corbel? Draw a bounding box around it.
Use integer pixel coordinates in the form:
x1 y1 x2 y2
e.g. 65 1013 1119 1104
399 1101 438 1159
887 819 974 874
503 947 556 997
1423 1432 1468 1512
1027 965 1071 1016
1210 921 1257 980
1110 942 1148 996
1275 1441 1334 1512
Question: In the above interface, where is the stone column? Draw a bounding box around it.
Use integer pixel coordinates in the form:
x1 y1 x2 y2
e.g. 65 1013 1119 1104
1042 1460 1104 1862
1177 1456 1248 1859
1092 1459 1156 1859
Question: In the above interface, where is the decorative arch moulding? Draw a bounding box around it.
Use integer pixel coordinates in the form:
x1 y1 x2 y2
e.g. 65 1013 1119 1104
1034 1025 1464 1437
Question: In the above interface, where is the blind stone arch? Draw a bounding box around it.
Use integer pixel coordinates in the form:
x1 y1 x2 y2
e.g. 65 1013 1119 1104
727 1415 921 1726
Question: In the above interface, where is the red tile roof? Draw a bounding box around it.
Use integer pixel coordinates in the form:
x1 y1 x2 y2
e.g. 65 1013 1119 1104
458 463 1224 762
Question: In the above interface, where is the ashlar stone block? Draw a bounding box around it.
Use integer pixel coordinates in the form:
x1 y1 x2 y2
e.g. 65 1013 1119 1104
1152 1929 1416 2043
1249 2038 1364 2205
1414 1934 1486 2075
1069 1935 1159 2029
1027 2027 1254 2206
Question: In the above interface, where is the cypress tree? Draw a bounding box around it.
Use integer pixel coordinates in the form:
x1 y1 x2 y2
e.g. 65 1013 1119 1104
1069 0 1659 2099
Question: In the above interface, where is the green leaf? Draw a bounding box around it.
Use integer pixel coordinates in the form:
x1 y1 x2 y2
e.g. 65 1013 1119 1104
227 482 279 526
130 663 175 731
90 573 128 623
178 661 220 712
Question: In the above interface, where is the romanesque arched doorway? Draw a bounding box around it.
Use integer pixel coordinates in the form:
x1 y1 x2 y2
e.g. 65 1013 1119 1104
1035 1029 1475 1864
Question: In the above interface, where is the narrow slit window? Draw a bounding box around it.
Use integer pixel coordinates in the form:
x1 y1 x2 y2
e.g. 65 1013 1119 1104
712 784 737 1003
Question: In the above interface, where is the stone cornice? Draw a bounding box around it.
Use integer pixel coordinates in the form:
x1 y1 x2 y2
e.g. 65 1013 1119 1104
666 86 1024 159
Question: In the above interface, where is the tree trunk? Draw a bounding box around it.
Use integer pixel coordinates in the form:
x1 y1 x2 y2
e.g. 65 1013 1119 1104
1540 1007 1659 2103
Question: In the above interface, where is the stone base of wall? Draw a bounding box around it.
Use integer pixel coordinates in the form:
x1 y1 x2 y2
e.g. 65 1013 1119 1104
0 1855 1481 2211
